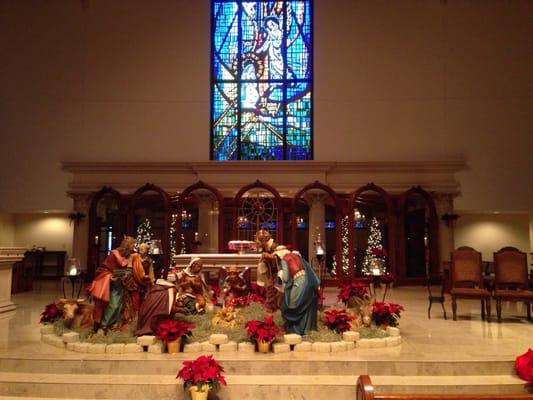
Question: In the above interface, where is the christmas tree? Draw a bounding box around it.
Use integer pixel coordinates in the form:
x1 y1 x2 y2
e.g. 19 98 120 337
136 218 154 248
361 217 386 275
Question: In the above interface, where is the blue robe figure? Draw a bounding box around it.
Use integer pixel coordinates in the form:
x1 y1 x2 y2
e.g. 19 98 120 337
278 251 320 335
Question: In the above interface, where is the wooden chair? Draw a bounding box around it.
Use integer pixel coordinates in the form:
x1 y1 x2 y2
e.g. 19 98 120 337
426 273 447 319
450 246 491 321
493 247 533 323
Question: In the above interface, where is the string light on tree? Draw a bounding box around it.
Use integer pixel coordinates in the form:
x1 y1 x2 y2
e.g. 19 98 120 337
362 217 386 275
169 214 177 262
136 218 154 248
332 215 350 275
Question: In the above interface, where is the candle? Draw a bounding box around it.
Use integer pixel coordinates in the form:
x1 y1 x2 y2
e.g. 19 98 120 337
69 267 77 276
372 268 381 276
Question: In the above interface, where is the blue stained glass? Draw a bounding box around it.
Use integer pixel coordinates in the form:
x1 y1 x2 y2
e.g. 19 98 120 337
211 0 313 160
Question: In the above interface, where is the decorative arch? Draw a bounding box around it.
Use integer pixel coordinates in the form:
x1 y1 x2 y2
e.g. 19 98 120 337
128 183 171 273
398 186 439 281
177 181 225 253
348 183 396 278
233 180 283 242
87 186 124 280
291 181 341 280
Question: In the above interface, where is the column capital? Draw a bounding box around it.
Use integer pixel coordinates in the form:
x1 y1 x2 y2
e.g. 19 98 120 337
304 190 328 205
67 192 93 213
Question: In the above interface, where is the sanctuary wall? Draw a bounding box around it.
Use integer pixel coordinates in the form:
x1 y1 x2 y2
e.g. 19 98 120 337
0 0 531 215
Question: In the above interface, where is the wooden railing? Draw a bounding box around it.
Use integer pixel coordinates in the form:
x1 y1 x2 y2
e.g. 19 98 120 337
356 375 533 400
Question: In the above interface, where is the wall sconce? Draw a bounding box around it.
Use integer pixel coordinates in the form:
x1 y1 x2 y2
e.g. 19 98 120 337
441 212 459 227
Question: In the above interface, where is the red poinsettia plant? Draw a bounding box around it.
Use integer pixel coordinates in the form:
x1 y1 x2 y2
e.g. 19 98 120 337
40 302 63 324
515 349 533 385
155 318 194 343
337 279 369 304
371 301 404 327
245 315 280 343
177 354 226 391
323 307 354 333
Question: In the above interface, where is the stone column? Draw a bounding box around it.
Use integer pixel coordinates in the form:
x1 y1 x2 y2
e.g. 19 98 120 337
197 193 218 253
0 247 25 314
69 193 92 271
305 191 327 261
434 193 456 272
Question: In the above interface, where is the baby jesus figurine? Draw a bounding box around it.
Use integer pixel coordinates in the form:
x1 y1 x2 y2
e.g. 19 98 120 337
220 265 250 307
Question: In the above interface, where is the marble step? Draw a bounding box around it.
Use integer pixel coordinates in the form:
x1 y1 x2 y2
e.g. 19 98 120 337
0 372 529 399
0 356 516 377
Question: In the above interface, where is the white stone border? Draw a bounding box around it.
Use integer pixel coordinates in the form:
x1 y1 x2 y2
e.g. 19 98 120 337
40 325 402 354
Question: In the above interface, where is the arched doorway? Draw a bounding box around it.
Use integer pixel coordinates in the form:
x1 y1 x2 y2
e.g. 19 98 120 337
128 183 170 278
176 181 225 254
398 186 439 282
349 183 396 278
292 181 341 284
87 187 124 280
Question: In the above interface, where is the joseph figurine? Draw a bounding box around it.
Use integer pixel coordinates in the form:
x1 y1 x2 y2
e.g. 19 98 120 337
255 229 282 312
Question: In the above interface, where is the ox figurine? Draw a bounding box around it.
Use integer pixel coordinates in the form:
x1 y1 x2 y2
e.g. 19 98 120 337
58 298 94 330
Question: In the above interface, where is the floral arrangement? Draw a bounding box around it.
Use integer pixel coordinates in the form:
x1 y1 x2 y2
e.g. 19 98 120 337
322 307 354 333
40 302 63 324
515 349 533 384
155 318 194 343
177 355 226 391
245 315 280 343
371 301 404 327
337 279 369 304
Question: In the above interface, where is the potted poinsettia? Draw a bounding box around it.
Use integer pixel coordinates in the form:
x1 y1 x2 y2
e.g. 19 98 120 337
155 318 194 353
515 349 533 385
337 279 369 310
177 355 226 400
245 315 280 353
40 302 63 324
371 301 404 328
323 307 354 333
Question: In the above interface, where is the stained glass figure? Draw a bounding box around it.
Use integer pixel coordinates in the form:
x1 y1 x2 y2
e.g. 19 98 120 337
211 0 313 160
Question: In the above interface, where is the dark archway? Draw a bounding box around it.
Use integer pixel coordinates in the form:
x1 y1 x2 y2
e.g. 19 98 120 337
87 186 124 280
398 186 439 283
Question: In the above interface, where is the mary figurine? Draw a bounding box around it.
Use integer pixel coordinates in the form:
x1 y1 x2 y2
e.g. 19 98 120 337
277 249 320 335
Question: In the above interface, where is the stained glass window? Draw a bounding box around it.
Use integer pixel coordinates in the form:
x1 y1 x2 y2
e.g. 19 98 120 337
211 1 313 160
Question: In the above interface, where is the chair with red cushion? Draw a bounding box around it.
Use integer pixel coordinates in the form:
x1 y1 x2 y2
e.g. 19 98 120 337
450 246 491 321
493 247 533 323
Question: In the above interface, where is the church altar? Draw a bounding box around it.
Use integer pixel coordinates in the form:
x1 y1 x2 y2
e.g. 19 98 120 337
172 253 261 281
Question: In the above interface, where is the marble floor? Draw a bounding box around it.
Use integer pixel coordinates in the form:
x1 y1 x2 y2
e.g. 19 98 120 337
2 281 532 362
